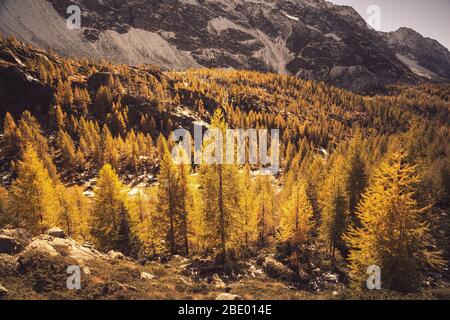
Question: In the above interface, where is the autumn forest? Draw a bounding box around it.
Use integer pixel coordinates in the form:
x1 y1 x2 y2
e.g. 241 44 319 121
0 35 449 299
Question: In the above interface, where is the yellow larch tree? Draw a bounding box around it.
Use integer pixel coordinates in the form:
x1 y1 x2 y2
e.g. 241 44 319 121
345 151 444 293
9 144 59 234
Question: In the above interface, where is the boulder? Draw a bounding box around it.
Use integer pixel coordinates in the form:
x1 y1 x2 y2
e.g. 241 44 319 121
0 235 23 254
21 235 104 264
82 242 95 250
45 227 67 239
21 238 60 257
0 228 30 241
107 250 125 260
140 272 155 280
0 284 8 297
215 293 242 301
212 274 226 289
262 256 297 281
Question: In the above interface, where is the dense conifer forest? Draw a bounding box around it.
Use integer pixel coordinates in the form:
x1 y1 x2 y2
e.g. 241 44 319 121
0 35 449 299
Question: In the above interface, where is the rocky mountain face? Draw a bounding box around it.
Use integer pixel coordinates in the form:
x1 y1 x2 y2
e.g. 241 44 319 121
0 0 448 93
381 27 450 81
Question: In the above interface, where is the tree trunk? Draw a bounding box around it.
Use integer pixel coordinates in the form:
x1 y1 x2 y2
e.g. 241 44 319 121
168 173 177 255
183 216 189 256
218 164 226 263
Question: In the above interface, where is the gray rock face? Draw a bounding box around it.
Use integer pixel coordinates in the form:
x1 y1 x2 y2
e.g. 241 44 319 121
1 0 449 92
380 27 450 81
1 0 436 93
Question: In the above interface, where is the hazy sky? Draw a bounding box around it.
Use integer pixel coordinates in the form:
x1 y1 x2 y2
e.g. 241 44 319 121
328 0 450 50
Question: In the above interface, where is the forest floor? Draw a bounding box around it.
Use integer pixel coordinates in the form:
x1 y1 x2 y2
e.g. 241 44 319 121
1 228 449 300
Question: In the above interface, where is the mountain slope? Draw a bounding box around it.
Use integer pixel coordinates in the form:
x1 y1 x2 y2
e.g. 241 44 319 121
0 0 200 70
381 27 450 81
3 0 450 92
0 0 428 92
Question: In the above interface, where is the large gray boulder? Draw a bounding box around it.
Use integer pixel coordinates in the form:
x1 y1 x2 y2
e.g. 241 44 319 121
21 235 105 264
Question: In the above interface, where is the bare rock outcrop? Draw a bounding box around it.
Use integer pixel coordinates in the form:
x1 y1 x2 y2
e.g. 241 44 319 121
215 293 242 301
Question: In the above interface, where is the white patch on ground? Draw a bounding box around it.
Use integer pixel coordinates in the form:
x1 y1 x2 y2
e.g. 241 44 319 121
24 72 40 82
0 0 200 69
306 25 322 33
173 106 209 127
83 190 95 198
179 0 200 6
159 30 176 39
396 53 438 80
251 167 280 177
128 183 148 197
324 33 341 41
281 11 299 21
